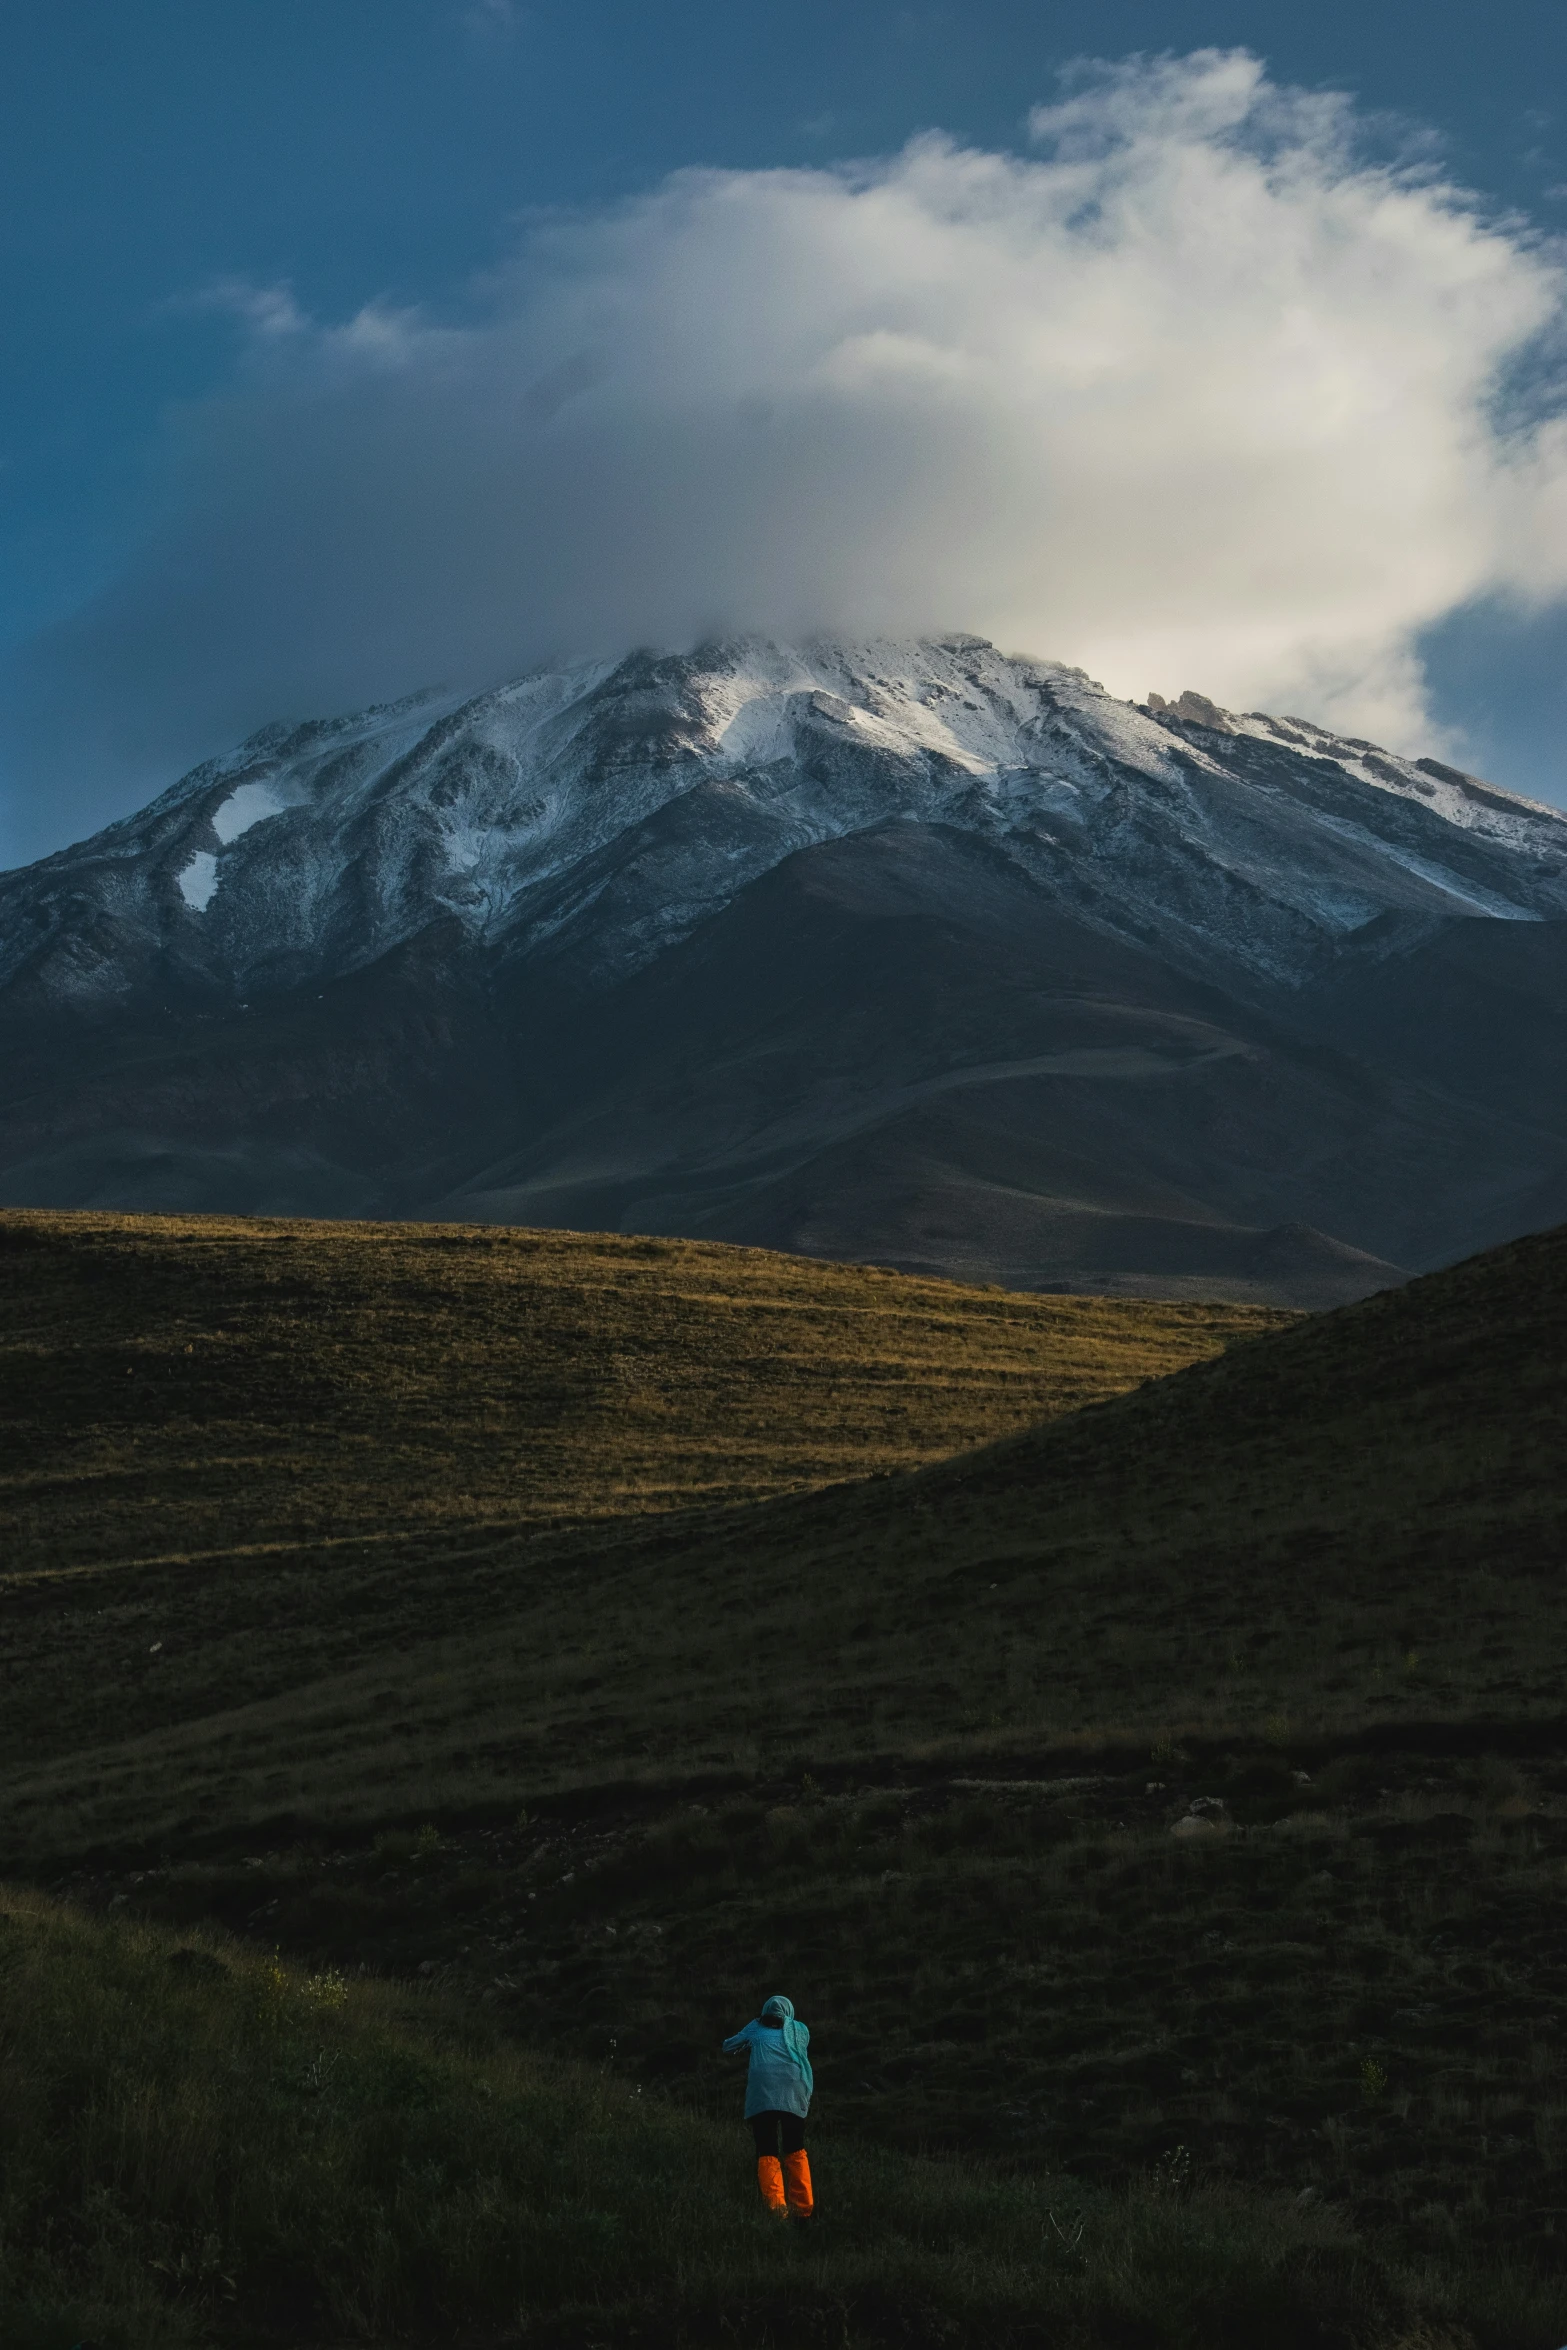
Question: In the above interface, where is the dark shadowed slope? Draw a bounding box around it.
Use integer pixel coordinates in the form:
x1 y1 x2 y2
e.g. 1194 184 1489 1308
438 822 1494 1305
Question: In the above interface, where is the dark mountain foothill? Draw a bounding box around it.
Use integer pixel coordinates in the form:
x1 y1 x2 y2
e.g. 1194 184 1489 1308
3 636 1565 1305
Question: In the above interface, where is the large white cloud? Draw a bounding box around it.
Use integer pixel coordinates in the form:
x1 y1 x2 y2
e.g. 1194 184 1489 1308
8 48 1567 857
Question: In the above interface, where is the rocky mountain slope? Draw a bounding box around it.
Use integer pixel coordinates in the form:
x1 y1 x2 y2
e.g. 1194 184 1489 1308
2 636 1565 1306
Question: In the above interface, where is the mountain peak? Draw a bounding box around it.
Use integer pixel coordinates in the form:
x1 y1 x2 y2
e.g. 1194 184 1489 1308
10 632 1557 1001
1 634 1565 1306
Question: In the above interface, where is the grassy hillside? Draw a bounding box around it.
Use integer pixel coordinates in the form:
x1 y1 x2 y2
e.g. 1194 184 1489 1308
0 1208 1273 1784
8 1211 1567 2333
73 1738 1567 2288
8 1217 1561 1862
2 1208 1269 1568
0 1885 1545 2350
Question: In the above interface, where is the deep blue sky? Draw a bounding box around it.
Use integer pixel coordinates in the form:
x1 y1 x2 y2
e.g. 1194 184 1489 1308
5 0 1567 843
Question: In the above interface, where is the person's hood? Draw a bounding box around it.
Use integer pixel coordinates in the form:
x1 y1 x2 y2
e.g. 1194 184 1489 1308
759 1994 810 2083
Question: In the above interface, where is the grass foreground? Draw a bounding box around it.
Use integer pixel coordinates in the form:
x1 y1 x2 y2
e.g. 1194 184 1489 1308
0 1884 1552 2350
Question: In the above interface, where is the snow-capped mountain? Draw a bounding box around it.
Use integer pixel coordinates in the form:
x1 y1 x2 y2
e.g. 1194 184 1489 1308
3 636 1566 1307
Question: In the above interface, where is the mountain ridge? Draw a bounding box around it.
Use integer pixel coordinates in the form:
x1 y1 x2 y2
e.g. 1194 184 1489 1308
9 636 1564 1001
2 635 1565 1305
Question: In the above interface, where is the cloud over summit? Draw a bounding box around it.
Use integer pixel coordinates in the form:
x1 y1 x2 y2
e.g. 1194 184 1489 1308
9 48 1567 857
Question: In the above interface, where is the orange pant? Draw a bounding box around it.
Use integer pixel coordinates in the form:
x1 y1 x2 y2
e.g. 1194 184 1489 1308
750 2113 813 2217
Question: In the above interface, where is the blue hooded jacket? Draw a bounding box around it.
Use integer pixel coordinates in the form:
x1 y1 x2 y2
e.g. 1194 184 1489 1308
722 1994 813 2119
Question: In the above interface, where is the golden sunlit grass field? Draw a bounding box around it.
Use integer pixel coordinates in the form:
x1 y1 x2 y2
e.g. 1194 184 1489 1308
2 1207 1272 1567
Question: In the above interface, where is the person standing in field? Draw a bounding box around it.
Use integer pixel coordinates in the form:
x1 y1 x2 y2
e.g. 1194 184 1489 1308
722 1993 815 2219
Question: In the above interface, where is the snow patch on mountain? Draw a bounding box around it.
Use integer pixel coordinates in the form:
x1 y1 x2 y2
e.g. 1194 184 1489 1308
178 852 219 912
212 781 288 844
